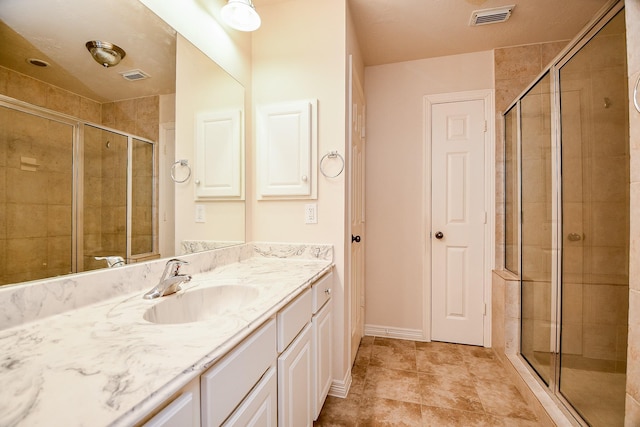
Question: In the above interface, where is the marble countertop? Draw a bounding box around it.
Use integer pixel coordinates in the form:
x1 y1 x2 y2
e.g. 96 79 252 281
0 255 332 427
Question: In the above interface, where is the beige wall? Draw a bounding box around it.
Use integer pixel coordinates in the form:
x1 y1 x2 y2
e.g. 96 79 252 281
363 51 494 336
174 35 245 250
140 0 355 390
625 0 640 423
251 0 351 387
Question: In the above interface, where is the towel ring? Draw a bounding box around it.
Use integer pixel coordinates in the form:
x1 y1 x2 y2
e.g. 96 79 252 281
320 150 345 178
170 159 191 183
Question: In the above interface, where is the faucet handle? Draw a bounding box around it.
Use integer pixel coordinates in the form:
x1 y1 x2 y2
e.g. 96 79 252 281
164 258 189 276
166 258 189 266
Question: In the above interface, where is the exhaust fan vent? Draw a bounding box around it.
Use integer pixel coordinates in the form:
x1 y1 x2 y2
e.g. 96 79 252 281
120 69 150 81
470 5 515 26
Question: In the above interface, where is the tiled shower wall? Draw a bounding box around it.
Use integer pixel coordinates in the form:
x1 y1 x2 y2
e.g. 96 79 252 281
493 4 640 422
494 41 568 270
0 67 160 283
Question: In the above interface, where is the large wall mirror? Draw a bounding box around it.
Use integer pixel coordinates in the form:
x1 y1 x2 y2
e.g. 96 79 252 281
0 0 246 287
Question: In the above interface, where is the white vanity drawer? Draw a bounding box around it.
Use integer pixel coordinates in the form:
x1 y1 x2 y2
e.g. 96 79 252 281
311 272 332 314
277 288 312 353
201 318 277 427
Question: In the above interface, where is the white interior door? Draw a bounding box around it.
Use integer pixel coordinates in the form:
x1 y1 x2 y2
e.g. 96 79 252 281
349 58 366 365
431 99 485 346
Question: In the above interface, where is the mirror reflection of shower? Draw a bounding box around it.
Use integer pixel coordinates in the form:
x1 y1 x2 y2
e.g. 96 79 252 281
0 99 157 286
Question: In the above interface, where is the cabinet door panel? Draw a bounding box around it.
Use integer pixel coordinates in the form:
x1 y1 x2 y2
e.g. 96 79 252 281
313 301 332 420
278 323 313 427
223 366 277 427
257 100 317 199
195 109 243 199
143 380 200 427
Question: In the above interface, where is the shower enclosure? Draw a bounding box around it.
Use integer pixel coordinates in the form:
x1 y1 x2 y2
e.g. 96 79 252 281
0 99 157 286
504 3 628 426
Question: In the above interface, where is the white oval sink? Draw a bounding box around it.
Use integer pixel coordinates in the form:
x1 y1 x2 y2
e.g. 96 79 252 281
143 285 260 324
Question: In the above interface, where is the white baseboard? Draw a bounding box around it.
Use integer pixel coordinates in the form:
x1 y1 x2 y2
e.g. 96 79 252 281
328 368 352 398
364 324 427 341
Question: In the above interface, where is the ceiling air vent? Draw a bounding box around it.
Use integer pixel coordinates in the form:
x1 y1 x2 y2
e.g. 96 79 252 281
120 69 150 81
470 5 515 26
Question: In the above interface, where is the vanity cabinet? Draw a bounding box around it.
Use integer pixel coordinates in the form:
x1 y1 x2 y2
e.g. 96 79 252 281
141 270 333 427
311 271 333 420
276 270 333 426
276 288 313 426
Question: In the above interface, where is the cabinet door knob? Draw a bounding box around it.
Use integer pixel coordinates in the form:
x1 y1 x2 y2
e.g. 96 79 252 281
325 288 331 295
301 175 308 182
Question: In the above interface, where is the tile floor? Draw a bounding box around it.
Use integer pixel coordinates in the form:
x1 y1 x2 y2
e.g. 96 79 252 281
314 336 544 426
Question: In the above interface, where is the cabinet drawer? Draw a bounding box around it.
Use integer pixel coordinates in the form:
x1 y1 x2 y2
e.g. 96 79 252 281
311 272 332 314
201 318 277 427
277 288 312 353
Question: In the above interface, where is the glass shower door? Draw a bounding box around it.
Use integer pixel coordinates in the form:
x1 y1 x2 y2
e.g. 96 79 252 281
520 72 554 385
83 125 128 271
131 137 155 256
0 106 75 285
558 9 628 426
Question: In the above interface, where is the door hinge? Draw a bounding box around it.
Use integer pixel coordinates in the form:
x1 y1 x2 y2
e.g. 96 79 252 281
484 120 487 132
483 303 487 316
484 211 487 224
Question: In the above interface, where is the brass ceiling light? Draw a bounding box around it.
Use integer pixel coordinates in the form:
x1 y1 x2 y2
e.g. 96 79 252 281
85 40 126 68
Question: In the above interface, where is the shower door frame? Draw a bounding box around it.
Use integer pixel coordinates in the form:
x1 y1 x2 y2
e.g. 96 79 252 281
0 94 158 276
503 1 627 425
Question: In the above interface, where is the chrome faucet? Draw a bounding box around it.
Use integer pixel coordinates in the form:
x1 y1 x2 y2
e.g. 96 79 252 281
95 256 125 268
143 258 192 300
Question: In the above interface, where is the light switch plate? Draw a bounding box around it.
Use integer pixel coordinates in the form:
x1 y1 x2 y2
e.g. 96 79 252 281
195 204 206 223
305 203 317 224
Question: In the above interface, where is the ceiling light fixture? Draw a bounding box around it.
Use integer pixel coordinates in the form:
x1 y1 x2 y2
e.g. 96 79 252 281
85 40 126 68
221 0 261 32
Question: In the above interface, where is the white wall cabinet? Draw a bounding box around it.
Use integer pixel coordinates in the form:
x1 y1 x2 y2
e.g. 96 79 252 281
257 99 318 199
195 109 243 199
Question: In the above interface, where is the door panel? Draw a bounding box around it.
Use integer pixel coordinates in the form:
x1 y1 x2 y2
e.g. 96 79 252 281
431 99 485 346
350 60 366 365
